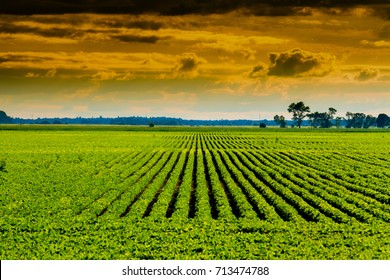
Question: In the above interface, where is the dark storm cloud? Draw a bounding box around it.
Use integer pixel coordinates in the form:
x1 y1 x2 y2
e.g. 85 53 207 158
112 34 163 44
248 49 336 78
372 5 390 19
28 15 85 25
97 20 163 30
267 49 335 77
249 63 268 78
171 53 206 78
0 21 85 39
22 15 164 30
1 1 389 15
0 17 168 44
176 54 198 72
0 54 52 63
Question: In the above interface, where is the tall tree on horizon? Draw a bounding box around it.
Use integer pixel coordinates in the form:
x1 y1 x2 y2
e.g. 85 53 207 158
287 101 310 128
307 107 337 128
273 115 287 128
363 115 377 129
345 112 366 128
376 113 390 128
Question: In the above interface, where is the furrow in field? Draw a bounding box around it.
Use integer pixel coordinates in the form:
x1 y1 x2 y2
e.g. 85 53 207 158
206 146 242 219
93 152 134 176
165 151 190 218
211 137 224 150
317 153 390 187
205 134 217 150
281 152 390 204
188 134 199 218
57 152 135 216
278 150 390 195
118 152 174 218
224 151 313 222
219 137 235 149
243 151 354 223
269 152 390 222
336 152 390 169
202 148 236 220
119 151 152 173
170 151 195 219
74 151 152 215
194 147 213 219
79 151 166 219
246 151 377 223
222 150 285 221
186 134 195 150
178 136 187 149
123 151 183 218
199 136 218 219
233 140 254 150
211 150 255 219
173 136 184 149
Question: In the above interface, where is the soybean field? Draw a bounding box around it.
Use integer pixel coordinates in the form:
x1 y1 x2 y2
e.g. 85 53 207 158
1 126 389 259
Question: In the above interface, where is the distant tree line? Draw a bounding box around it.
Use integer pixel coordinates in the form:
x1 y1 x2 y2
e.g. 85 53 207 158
274 101 390 128
0 111 262 126
1 108 389 128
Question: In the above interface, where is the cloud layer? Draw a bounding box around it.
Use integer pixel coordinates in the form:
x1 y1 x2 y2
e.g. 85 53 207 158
1 1 389 16
0 10 389 120
360 40 390 48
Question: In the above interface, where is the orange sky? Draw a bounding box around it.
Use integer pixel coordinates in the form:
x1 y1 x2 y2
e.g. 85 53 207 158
0 2 389 119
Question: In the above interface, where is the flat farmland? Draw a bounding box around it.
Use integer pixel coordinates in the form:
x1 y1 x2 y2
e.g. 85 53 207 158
1 126 389 259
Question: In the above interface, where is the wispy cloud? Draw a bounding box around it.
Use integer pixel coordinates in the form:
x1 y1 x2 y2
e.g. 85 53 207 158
360 40 390 48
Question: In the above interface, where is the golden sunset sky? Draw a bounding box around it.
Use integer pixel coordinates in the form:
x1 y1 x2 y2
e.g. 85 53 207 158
0 1 389 119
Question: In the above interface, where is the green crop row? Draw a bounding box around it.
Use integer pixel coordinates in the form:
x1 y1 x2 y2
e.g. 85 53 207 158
264 151 390 222
1 128 389 260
